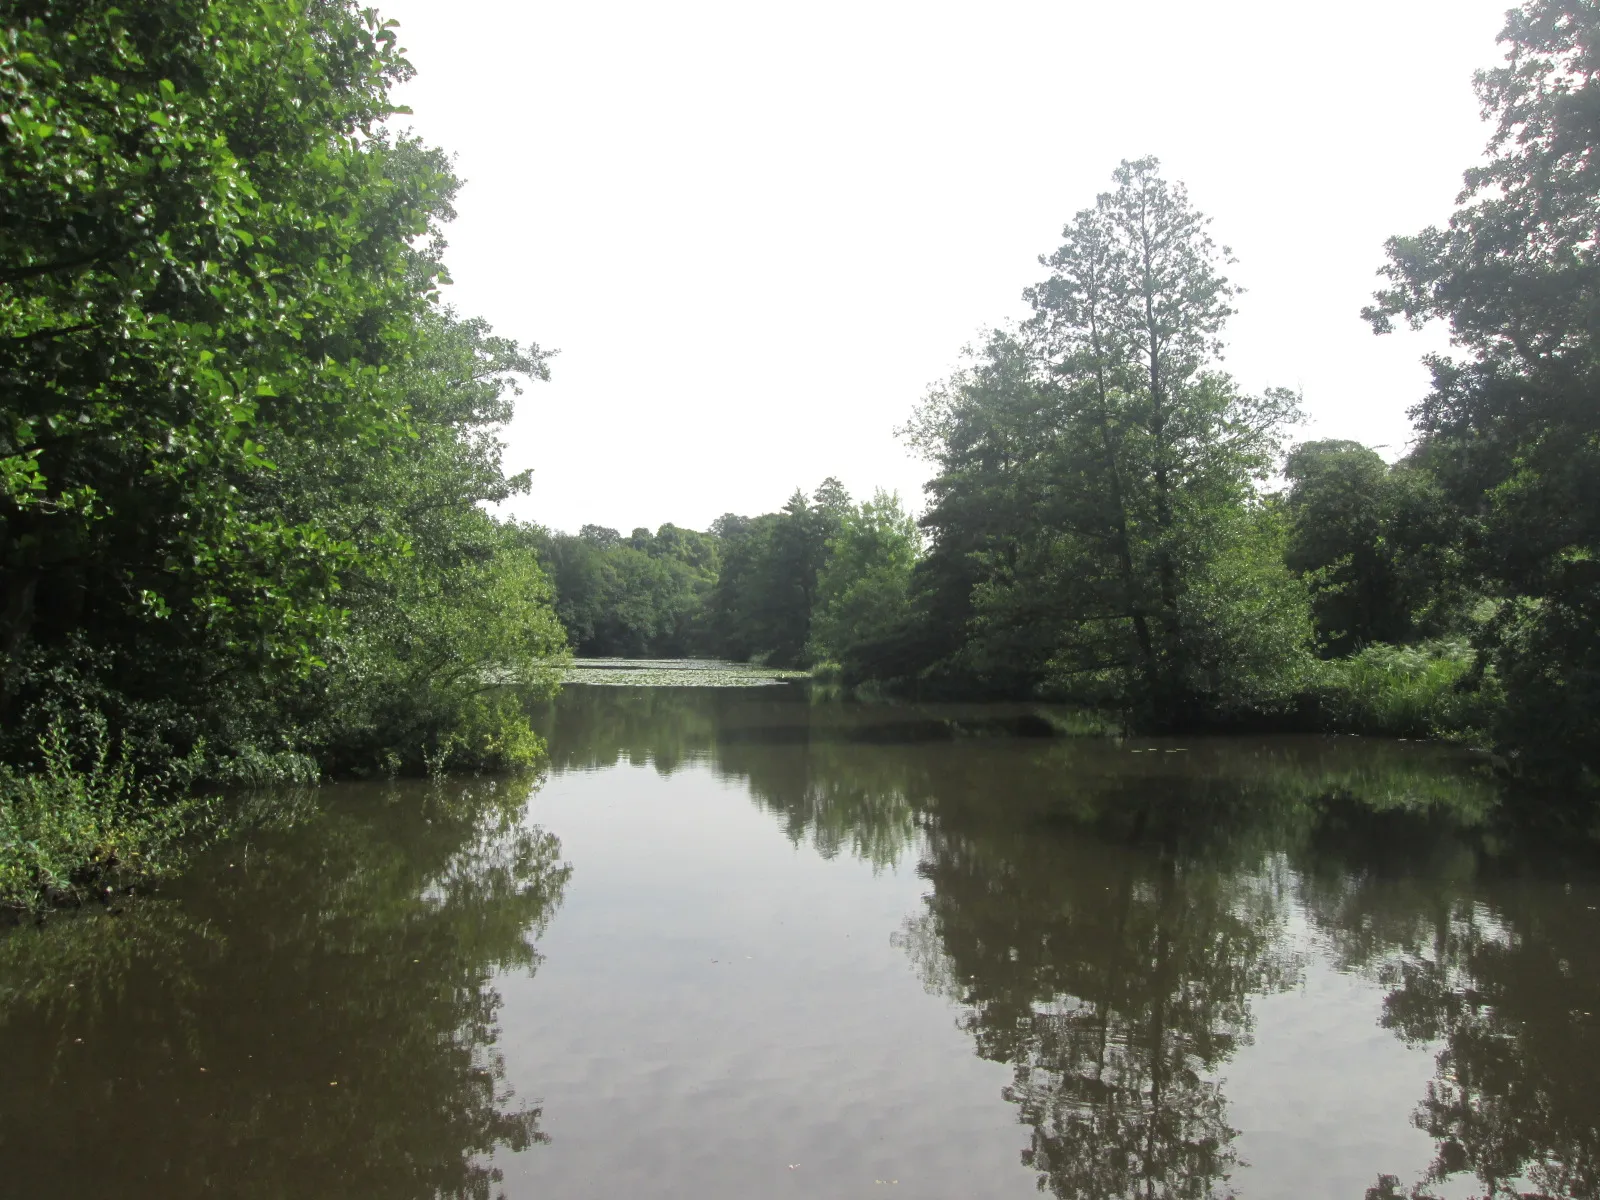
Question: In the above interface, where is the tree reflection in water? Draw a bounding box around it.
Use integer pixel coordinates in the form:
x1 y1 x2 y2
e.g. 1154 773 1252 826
0 775 570 1200
1299 799 1600 1200
913 754 1600 1200
1372 898 1600 1200
913 759 1600 1200
539 686 1600 1198
891 760 1318 1200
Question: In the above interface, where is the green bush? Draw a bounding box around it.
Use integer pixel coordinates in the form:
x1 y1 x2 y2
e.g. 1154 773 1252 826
0 720 215 913
1311 641 1502 741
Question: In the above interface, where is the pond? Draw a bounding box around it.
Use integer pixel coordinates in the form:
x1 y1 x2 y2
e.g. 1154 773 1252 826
2 683 1598 1199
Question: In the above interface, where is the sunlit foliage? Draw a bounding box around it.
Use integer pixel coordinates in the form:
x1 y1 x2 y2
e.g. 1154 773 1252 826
0 0 567 905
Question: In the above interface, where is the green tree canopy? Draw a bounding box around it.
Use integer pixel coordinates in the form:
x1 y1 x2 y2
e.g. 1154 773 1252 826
536 522 719 657
0 0 567 795
808 489 920 680
1283 440 1469 656
1363 0 1600 770
705 480 847 667
902 160 1310 726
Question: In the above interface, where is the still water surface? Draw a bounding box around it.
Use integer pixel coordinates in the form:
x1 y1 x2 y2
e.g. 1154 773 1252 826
2 685 1598 1198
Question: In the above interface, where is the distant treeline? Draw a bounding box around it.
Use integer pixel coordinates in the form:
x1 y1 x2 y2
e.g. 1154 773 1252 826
531 479 917 670
538 426 1497 743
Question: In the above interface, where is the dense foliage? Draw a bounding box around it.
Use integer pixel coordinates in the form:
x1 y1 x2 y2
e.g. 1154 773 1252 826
1363 0 1600 774
1282 440 1470 656
895 160 1311 726
534 523 719 657
807 489 920 677
1 0 567 907
706 479 850 668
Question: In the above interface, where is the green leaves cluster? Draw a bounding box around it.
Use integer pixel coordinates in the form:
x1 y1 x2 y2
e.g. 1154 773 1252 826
0 0 571 890
1 0 440 677
0 714 210 910
808 489 920 677
266 305 568 776
706 480 849 668
1283 441 1470 657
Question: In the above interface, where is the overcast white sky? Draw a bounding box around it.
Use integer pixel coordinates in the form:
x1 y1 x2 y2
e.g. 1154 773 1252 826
377 0 1511 535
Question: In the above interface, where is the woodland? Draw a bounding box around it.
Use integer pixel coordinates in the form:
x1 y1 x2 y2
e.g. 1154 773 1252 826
4 0 1600 907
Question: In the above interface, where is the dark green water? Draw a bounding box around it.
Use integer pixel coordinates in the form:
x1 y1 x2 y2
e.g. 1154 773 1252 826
2 685 1598 1199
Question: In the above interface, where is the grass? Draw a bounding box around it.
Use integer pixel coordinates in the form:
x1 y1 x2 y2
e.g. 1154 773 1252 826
1311 640 1502 742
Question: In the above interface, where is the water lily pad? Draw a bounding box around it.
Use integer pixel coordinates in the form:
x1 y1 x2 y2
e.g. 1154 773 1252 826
561 658 807 688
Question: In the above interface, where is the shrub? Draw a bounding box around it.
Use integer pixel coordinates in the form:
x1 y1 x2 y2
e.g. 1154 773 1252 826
0 719 215 913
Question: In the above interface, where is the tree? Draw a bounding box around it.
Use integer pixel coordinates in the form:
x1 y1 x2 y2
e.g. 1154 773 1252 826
903 160 1310 725
1363 0 1600 770
762 484 841 664
651 523 720 575
898 331 1059 695
808 490 920 680
0 0 568 793
704 480 846 666
236 304 564 776
1 2 442 722
1283 440 1469 655
537 522 719 658
577 525 622 550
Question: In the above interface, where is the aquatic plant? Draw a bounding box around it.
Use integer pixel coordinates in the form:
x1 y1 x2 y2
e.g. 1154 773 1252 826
0 719 214 914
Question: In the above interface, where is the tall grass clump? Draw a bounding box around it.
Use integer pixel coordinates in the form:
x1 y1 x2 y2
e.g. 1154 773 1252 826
1312 640 1501 742
0 720 214 915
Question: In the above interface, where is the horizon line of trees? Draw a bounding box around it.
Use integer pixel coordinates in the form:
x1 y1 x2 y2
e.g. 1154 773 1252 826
530 480 920 671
